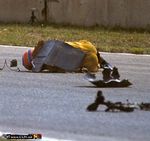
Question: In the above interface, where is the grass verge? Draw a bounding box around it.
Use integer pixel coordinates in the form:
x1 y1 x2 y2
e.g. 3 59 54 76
0 23 150 54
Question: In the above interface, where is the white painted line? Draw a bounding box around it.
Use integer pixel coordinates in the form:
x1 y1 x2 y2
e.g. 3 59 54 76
100 51 150 56
0 131 3 136
0 131 73 141
0 45 32 49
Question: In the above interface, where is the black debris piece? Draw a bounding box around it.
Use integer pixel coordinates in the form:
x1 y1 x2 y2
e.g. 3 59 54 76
102 68 112 81
0 59 20 72
87 91 150 112
85 66 132 88
139 103 150 111
90 79 132 88
111 67 120 79
87 90 105 111
10 59 18 67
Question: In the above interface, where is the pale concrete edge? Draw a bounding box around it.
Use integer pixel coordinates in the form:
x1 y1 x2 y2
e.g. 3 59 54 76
0 44 150 57
0 45 32 49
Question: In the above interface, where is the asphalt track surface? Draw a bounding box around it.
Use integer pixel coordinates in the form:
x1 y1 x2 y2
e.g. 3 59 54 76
0 45 150 141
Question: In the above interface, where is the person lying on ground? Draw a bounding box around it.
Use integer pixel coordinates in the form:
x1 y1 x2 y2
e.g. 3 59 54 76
22 40 108 73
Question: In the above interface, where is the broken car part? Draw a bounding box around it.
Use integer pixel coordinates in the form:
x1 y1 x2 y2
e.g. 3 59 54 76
85 67 132 88
87 91 150 112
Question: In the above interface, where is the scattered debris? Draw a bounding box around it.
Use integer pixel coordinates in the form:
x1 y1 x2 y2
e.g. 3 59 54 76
139 103 150 111
87 91 150 112
85 52 132 87
0 59 20 72
87 90 105 111
111 67 120 79
10 59 17 67
85 66 132 88
98 55 113 70
102 68 113 81
89 79 132 88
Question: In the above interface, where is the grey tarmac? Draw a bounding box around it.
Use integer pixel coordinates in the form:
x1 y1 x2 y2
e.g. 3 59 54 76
0 45 150 141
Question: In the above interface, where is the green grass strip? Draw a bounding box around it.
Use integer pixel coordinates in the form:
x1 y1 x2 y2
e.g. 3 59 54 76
0 23 150 54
